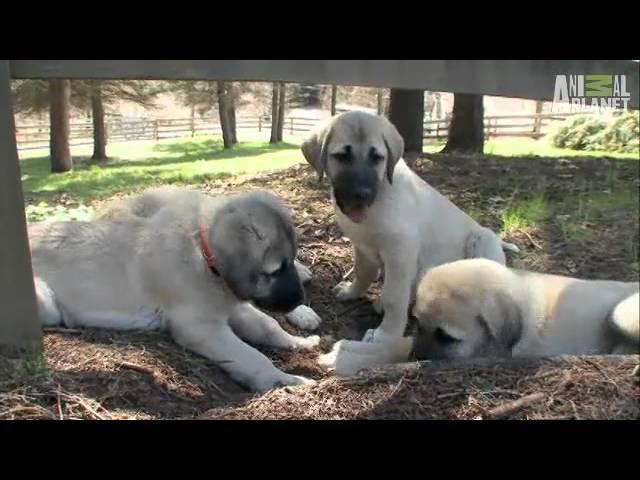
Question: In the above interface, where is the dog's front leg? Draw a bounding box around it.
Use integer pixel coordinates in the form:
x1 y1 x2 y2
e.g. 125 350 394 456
363 247 418 343
319 336 414 376
231 303 320 350
294 260 313 285
169 307 315 392
333 246 380 301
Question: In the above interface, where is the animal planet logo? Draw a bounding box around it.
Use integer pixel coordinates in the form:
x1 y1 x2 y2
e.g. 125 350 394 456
552 75 631 113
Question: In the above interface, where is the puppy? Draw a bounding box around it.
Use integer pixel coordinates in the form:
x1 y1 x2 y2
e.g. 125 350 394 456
31 188 320 392
301 110 518 346
412 258 639 359
96 186 321 330
322 259 638 376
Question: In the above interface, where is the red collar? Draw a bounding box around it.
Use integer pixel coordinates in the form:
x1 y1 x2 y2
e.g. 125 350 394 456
199 221 219 276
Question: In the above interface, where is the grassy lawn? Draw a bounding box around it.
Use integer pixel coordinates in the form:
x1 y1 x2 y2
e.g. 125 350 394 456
21 133 639 228
20 133 305 206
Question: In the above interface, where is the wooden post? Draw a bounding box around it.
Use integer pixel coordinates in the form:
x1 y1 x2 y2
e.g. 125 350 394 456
377 89 383 115
0 61 42 355
258 116 262 132
533 101 543 137
153 120 159 140
290 117 294 134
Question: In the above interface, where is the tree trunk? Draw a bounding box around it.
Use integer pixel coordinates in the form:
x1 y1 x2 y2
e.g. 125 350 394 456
389 88 424 166
269 82 279 144
190 103 195 137
229 86 237 144
377 89 384 115
330 85 337 116
90 84 108 161
49 79 72 172
434 92 442 120
217 81 233 149
276 82 285 142
441 93 484 154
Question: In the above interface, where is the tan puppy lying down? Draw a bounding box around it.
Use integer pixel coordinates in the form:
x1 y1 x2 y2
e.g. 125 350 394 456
321 258 639 376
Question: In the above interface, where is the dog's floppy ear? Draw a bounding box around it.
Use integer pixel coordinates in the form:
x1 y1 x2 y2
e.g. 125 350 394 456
381 117 405 184
478 290 522 355
301 120 334 182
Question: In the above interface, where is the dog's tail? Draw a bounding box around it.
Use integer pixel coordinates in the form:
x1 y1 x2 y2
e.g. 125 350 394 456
501 240 520 254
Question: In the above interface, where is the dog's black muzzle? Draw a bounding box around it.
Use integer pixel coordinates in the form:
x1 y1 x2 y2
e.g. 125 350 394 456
253 263 304 313
332 170 378 212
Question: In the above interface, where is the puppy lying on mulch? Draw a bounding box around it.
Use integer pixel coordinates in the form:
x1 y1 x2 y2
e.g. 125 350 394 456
321 258 639 376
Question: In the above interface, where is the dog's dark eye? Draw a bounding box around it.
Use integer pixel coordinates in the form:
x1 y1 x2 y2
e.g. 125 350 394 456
332 152 352 163
276 260 287 274
265 260 287 277
434 327 460 345
369 151 384 164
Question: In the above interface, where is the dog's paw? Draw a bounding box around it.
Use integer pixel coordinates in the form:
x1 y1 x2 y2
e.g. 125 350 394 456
285 305 322 330
294 335 321 350
277 374 316 388
333 281 363 301
318 347 339 371
253 373 316 392
317 339 357 371
317 339 382 377
295 260 313 285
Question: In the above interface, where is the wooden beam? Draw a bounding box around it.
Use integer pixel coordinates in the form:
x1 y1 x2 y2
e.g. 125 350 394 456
0 61 42 354
9 60 639 108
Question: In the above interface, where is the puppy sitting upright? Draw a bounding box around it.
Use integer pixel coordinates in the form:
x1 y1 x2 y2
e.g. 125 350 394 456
301 111 518 346
31 189 319 392
412 258 639 359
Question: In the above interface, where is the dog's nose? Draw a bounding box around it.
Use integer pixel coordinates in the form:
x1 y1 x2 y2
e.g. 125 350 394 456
352 188 372 201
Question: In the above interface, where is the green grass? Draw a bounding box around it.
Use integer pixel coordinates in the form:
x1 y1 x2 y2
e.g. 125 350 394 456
556 188 639 244
20 133 306 204
501 195 549 235
424 138 639 159
20 134 638 229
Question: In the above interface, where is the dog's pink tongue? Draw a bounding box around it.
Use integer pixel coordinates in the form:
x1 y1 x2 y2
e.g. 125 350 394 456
345 205 368 223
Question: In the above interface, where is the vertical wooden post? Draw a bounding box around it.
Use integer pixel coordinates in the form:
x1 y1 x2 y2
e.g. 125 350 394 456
290 117 294 134
0 61 42 355
533 101 543 137
258 116 262 132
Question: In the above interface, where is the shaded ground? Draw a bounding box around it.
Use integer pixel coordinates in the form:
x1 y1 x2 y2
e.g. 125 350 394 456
2 152 638 420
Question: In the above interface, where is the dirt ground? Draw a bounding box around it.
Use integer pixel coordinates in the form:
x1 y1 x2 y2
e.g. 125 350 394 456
2 152 638 420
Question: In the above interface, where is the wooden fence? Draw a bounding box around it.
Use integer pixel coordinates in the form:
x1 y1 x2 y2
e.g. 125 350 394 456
423 112 586 141
15 112 583 150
